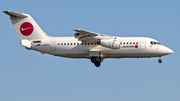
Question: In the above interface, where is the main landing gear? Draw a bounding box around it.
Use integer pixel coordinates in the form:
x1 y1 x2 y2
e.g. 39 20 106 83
91 57 101 67
158 57 162 63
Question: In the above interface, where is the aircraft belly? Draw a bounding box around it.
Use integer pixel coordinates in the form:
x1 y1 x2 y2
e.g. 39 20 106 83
54 45 89 58
56 53 88 58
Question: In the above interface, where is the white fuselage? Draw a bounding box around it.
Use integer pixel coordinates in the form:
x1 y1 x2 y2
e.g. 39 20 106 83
4 11 173 67
30 37 173 59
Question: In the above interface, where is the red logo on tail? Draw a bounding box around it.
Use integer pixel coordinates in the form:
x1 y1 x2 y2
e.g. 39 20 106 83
20 22 33 36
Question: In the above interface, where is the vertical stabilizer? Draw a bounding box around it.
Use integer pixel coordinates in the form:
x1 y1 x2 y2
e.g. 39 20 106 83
3 11 49 41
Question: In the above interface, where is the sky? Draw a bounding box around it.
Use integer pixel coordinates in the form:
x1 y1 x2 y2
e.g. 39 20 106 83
0 0 180 101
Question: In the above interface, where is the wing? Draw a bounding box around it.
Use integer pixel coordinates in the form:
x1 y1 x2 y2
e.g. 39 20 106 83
74 29 113 42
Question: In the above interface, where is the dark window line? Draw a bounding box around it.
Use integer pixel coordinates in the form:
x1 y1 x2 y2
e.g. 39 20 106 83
57 42 98 46
58 42 139 46
123 42 138 45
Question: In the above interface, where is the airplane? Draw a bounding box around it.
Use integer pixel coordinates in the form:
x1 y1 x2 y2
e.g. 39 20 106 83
3 11 173 67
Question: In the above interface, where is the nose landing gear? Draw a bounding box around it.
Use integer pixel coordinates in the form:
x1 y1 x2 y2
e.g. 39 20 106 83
158 57 162 63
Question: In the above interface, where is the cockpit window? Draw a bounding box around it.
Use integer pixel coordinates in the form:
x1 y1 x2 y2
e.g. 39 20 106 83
150 41 161 45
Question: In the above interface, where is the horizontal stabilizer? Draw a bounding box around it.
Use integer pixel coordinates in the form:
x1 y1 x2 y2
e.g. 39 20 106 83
21 39 31 49
3 11 27 18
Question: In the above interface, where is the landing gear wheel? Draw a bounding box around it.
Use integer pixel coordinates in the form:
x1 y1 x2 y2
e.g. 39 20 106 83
94 61 101 67
158 59 162 63
90 56 102 67
91 57 97 63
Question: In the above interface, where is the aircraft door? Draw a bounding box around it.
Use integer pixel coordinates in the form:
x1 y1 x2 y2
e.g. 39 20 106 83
50 41 56 51
140 40 146 49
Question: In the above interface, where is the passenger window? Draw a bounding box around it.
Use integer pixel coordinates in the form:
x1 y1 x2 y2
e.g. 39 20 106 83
64 43 66 45
91 43 93 45
136 42 138 44
85 43 86 45
123 42 125 44
58 43 60 45
67 43 69 45
127 42 128 45
71 43 72 45
74 43 76 45
88 43 90 45
94 43 97 45
130 42 132 44
133 42 135 44
77 43 79 45
61 43 63 45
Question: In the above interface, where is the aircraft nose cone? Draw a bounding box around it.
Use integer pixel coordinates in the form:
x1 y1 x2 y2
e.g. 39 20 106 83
167 48 173 54
159 45 173 55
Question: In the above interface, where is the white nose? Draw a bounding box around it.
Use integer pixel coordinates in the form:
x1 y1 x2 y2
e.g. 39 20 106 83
167 48 173 54
160 45 174 55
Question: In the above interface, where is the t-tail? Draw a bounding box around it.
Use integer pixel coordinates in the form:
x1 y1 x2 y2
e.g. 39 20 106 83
3 11 49 49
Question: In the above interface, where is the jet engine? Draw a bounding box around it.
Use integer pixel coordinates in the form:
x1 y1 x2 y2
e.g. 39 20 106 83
100 39 121 49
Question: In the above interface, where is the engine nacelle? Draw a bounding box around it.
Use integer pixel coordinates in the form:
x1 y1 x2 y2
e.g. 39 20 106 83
100 39 121 49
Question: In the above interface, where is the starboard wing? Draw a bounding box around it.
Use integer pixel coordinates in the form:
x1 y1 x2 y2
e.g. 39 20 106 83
74 29 113 42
